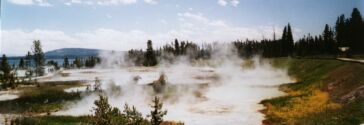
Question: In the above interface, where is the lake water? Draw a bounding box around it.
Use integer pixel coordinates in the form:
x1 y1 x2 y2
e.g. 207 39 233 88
8 58 75 67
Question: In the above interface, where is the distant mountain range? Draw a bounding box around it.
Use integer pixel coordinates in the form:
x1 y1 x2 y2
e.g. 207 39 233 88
7 48 123 59
45 48 102 58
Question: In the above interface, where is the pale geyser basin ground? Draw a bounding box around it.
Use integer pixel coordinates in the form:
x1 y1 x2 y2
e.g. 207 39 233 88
49 62 291 125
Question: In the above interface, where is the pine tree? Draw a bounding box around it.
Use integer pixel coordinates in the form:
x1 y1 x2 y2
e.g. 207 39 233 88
322 24 331 54
323 24 336 55
32 40 45 76
174 39 180 55
92 95 114 125
63 57 69 69
348 8 364 54
281 26 288 56
73 58 83 68
335 15 347 47
47 60 59 70
149 96 167 125
123 104 145 125
143 40 158 66
1 55 12 89
25 51 32 68
287 23 294 56
18 58 25 69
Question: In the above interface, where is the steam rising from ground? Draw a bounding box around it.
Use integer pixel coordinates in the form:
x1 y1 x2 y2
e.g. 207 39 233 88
54 45 291 125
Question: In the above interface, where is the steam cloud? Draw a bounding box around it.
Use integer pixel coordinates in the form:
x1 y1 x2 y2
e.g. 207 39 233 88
54 44 292 125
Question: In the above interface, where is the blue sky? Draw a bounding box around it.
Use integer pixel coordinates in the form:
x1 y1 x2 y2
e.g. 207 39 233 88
1 0 363 56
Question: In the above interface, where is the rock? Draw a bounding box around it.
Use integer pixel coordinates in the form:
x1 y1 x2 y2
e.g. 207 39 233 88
150 74 167 93
340 85 364 103
133 75 141 82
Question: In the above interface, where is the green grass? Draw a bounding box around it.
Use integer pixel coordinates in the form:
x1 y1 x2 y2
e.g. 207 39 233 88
11 116 91 125
262 58 364 125
271 59 347 90
0 87 82 113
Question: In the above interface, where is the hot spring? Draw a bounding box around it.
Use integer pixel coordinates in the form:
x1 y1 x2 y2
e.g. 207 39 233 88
46 57 291 125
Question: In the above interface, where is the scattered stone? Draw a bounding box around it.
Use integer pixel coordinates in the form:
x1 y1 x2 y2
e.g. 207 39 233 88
149 74 167 93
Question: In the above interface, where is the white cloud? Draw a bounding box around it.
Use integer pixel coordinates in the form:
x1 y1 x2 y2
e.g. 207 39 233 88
7 0 34 5
96 0 137 5
7 0 52 6
84 1 94 5
231 0 239 7
63 0 137 6
144 0 157 5
217 0 239 7
178 12 208 23
71 0 82 3
8 0 162 6
1 12 302 56
2 29 78 56
217 0 227 6
64 0 82 6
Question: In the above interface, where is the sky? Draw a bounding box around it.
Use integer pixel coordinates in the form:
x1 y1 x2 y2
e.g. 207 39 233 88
1 0 363 56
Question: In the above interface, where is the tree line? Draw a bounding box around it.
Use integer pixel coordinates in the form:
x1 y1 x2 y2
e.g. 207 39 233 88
128 39 213 66
0 40 44 89
232 8 363 58
131 8 364 66
63 56 101 69
0 40 101 90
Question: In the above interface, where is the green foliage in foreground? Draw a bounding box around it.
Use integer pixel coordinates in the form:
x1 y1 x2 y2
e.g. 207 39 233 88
10 116 91 125
0 88 81 113
10 95 180 125
0 54 17 89
91 95 149 125
91 95 168 125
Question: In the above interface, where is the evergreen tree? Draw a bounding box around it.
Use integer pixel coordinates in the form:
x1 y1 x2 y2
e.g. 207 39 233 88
174 39 180 56
91 95 150 125
85 56 99 68
73 58 83 68
32 40 45 76
0 55 13 89
92 95 114 125
24 51 33 78
287 23 294 56
143 40 158 66
180 41 186 55
335 15 347 47
123 104 146 125
348 8 364 54
47 60 59 70
18 58 25 69
281 26 288 56
128 49 145 66
148 96 167 125
322 24 337 55
25 51 32 68
63 57 69 69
